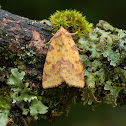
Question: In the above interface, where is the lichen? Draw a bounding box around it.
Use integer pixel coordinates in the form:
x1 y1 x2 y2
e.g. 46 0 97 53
77 20 126 107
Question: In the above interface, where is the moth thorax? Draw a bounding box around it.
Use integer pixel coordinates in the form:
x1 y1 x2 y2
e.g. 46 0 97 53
57 39 64 46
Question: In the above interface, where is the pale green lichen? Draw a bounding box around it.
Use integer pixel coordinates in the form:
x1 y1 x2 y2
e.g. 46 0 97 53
77 20 126 107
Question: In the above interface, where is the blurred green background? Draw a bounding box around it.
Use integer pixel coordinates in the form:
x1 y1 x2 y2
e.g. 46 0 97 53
0 0 126 29
0 0 126 126
30 103 126 126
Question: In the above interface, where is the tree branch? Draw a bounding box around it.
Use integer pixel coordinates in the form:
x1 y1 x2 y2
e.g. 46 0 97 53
0 9 126 126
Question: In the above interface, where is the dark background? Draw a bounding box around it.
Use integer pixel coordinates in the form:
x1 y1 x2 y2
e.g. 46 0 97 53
0 0 126 126
30 103 126 126
0 0 126 29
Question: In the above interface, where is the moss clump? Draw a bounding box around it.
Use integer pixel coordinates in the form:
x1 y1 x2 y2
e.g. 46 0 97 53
49 10 92 37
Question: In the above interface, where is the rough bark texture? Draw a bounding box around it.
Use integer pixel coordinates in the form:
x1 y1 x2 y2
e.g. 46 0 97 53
0 9 53 125
0 9 52 56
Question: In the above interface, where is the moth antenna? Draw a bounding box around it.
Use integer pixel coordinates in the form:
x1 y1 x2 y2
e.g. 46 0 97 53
68 31 78 36
77 47 86 52
52 33 55 35
36 40 51 47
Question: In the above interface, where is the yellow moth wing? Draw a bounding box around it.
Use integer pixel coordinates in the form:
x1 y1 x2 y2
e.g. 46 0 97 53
42 37 63 88
42 27 85 88
60 34 84 88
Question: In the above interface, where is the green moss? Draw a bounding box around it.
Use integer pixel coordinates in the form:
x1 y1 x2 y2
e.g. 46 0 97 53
49 10 92 37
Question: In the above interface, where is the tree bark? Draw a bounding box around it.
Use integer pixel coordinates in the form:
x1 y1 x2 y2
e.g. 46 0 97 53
0 9 52 56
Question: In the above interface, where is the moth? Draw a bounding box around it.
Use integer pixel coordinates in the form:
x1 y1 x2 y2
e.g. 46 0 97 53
42 26 85 88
